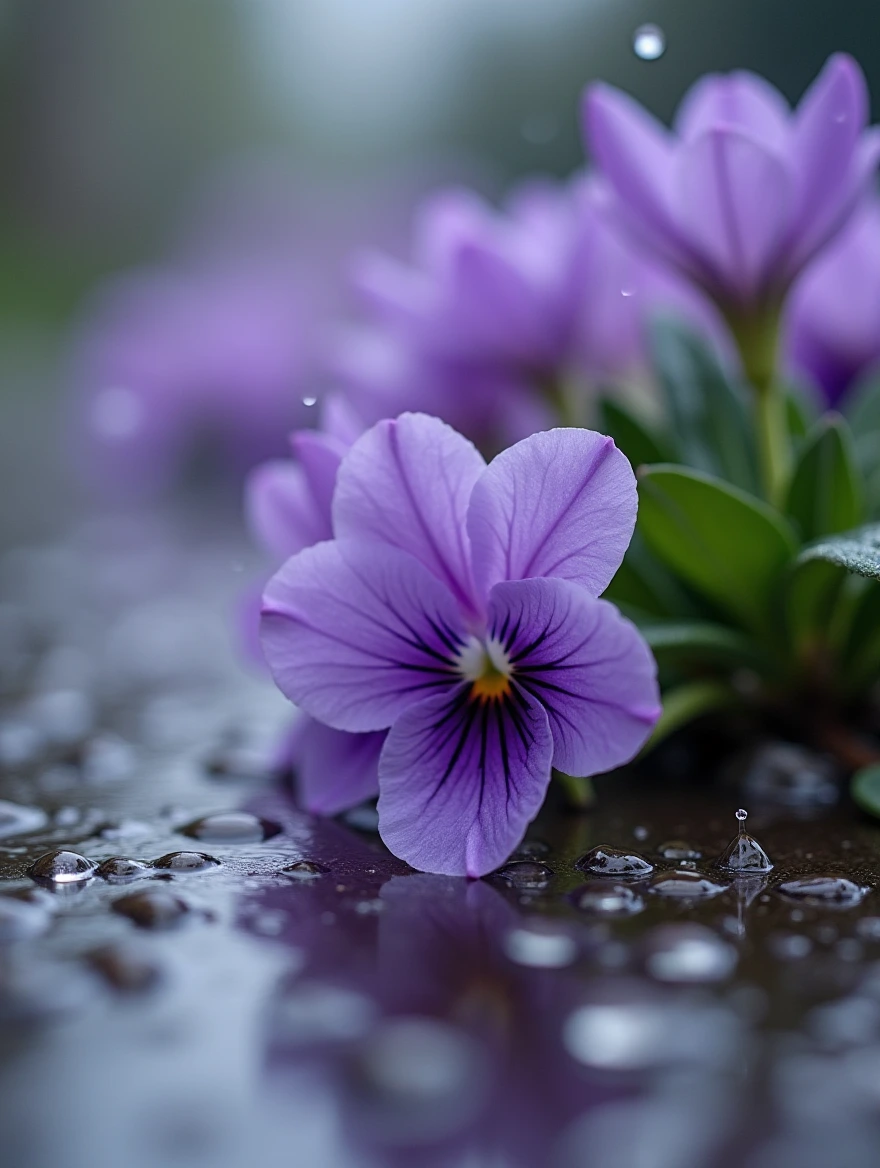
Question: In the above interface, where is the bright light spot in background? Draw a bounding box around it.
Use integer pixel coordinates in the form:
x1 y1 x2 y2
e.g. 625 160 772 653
633 23 666 60
242 0 594 149
91 387 144 440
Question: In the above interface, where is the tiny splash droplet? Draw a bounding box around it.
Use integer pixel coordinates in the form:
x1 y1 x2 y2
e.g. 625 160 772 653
736 808 748 824
29 850 96 885
575 845 654 879
492 860 554 890
633 23 666 61
716 809 773 873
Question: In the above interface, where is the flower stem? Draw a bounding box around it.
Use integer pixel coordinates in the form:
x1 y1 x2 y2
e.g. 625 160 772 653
726 306 791 507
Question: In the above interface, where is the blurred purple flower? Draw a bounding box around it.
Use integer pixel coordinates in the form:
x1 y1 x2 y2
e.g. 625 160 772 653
261 413 659 876
71 258 316 499
584 54 880 314
339 176 711 443
244 427 385 815
785 198 880 405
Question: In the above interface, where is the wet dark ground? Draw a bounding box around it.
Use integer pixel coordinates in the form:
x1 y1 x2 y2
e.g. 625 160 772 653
2 515 880 1168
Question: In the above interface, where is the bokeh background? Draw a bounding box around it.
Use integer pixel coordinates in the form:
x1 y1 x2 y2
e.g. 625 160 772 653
1 0 878 541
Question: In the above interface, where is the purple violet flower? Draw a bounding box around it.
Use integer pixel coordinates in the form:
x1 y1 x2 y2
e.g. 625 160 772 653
244 427 385 815
785 198 880 405
339 176 711 442
584 54 880 315
260 413 660 877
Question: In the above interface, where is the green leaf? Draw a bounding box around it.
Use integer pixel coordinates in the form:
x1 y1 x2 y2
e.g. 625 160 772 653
649 316 759 493
598 398 673 469
798 524 880 580
784 557 846 654
841 580 880 693
641 680 737 753
643 620 768 669
843 375 880 473
851 763 880 818
785 382 819 444
603 531 701 622
638 465 798 632
784 414 864 541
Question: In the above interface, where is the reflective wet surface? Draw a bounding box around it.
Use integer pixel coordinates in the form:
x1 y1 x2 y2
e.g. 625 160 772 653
3 520 880 1167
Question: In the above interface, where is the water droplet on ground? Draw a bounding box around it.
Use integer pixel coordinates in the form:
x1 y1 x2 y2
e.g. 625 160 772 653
181 811 281 844
775 875 868 909
282 859 328 880
657 839 702 861
716 827 774 873
492 860 553 889
85 942 162 993
648 869 728 900
633 23 666 60
29 849 96 885
504 921 579 967
575 845 653 878
95 856 152 883
151 851 221 874
643 924 738 983
345 1017 488 1145
0 800 48 838
572 881 645 916
0 895 52 943
112 889 193 930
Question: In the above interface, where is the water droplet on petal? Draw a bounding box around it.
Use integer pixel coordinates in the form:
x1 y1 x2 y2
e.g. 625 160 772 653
648 869 728 900
151 851 221 874
112 889 193 930
302 394 318 407
572 881 645 916
643 924 738 983
575 845 654 878
492 860 554 889
504 921 579 968
181 811 281 844
633 23 666 60
775 875 868 909
282 859 328 880
95 856 153 884
29 849 96 885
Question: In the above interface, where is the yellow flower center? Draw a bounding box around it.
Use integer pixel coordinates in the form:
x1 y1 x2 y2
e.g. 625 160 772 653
456 635 513 703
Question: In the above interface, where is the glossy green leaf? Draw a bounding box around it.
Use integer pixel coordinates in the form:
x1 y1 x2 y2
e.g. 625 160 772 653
603 531 700 622
851 763 880 818
843 375 880 473
784 415 864 541
798 524 880 580
638 465 798 631
598 398 672 469
784 557 846 654
841 579 880 693
649 316 759 493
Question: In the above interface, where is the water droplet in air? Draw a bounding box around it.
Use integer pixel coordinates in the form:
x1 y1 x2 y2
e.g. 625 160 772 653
112 889 192 930
657 840 701 861
775 875 868 909
575 845 654 878
492 860 554 889
29 849 96 885
504 922 579 967
282 859 328 880
643 924 738 983
736 808 748 823
648 869 728 900
95 856 152 884
151 851 221 874
181 811 281 844
633 23 666 60
572 881 645 916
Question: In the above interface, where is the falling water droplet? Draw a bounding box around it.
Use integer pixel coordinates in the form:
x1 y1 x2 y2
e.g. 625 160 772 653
181 811 281 844
716 808 774 873
575 845 654 878
573 881 645 916
774 875 868 909
29 849 96 885
151 851 221 874
493 860 554 890
95 856 152 884
648 869 728 900
633 23 666 61
282 859 328 880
